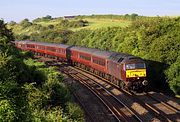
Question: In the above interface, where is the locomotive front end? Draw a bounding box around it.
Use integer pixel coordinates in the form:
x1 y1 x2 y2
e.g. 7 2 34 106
125 63 148 90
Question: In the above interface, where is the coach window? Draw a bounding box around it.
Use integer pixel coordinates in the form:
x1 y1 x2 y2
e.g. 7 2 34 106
47 47 56 52
80 54 91 61
41 46 45 50
93 59 105 66
27 44 35 48
57 49 65 54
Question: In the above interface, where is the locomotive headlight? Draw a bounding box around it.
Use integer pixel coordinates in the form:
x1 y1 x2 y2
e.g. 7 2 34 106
142 80 148 86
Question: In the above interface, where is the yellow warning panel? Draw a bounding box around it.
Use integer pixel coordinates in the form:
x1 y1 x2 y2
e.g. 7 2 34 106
126 69 146 78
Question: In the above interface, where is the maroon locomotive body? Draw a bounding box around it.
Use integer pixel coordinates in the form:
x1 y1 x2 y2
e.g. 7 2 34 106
15 40 148 90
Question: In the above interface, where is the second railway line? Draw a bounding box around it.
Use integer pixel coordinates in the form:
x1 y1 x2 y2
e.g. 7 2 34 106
37 57 180 122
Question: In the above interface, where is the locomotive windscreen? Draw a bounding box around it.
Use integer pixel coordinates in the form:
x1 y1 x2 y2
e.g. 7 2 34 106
125 63 146 70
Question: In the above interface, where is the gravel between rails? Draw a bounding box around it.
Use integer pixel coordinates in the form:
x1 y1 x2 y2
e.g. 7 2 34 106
62 68 117 122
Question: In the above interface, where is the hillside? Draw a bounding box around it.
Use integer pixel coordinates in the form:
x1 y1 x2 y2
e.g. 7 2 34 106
8 15 131 36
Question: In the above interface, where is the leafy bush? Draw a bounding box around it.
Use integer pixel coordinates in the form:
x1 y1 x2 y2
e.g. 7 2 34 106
0 100 16 122
19 19 32 29
165 56 180 95
66 102 85 122
0 81 32 121
32 107 69 122
23 59 84 121
60 19 88 28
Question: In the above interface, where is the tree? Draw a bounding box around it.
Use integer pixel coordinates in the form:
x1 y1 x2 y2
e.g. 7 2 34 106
43 15 52 20
9 21 16 26
20 19 32 28
0 20 14 42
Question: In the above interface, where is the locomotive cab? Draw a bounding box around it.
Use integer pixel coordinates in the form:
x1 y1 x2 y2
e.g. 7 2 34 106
124 60 148 90
125 63 146 78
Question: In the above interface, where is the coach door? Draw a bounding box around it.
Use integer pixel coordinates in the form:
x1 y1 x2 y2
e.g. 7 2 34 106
66 46 74 63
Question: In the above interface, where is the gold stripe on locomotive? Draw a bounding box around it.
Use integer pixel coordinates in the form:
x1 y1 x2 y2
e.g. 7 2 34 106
126 69 146 78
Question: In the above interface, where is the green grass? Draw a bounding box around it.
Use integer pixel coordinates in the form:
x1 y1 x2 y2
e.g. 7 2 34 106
71 18 131 31
34 18 131 31
34 20 60 26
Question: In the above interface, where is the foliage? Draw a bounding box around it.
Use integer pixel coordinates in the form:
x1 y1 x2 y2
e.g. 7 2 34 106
0 99 16 121
20 19 32 29
32 15 53 23
23 59 84 121
78 14 140 20
66 102 85 122
0 81 32 122
32 107 69 122
29 29 73 43
165 56 180 95
59 19 88 28
1 20 85 121
67 29 92 45
0 20 14 41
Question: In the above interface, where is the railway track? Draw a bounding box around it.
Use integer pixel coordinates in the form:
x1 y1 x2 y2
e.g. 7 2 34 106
133 92 180 122
58 63 118 122
69 65 180 122
68 66 163 122
36 57 180 122
63 67 143 122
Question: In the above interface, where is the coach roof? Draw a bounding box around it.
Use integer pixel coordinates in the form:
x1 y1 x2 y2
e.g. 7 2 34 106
70 46 98 54
92 50 114 59
18 40 70 48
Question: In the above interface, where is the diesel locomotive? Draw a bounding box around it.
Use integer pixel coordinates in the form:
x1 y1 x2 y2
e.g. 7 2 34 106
15 40 148 90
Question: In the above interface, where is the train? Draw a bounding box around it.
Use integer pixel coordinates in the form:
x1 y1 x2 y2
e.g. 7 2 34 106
14 40 148 90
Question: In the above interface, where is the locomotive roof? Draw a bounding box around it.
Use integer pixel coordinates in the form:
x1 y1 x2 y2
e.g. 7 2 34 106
108 52 142 63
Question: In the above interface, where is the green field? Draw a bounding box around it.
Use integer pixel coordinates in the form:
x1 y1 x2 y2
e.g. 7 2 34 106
71 18 131 31
34 18 131 31
34 19 60 26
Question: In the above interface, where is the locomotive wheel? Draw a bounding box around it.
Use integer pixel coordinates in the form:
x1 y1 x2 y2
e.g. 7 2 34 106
120 82 125 89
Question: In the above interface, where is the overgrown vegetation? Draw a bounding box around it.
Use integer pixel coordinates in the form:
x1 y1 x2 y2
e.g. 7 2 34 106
8 15 180 95
0 20 84 121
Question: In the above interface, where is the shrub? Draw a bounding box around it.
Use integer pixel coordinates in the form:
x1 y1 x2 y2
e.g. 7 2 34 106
165 56 180 95
66 102 85 122
0 100 16 121
0 81 32 121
